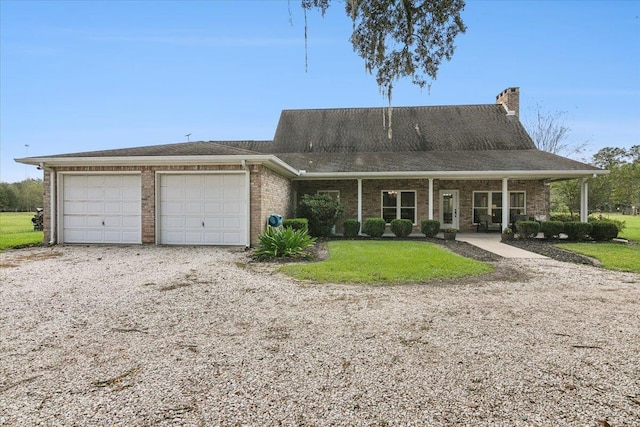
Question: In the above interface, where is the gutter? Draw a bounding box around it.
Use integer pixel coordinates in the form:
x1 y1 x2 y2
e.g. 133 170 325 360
294 169 609 181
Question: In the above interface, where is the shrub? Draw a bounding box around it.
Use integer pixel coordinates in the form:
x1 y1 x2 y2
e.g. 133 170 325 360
254 226 316 259
589 221 619 241
540 221 564 240
390 219 413 237
564 221 593 241
343 219 361 238
362 217 386 238
550 213 580 222
283 218 308 232
516 221 540 240
298 194 344 237
420 220 440 238
589 214 625 233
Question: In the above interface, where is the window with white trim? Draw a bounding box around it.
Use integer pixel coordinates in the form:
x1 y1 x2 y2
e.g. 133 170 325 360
382 190 416 224
473 191 526 223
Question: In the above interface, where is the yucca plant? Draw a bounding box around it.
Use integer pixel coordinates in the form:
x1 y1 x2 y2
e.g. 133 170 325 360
254 226 317 259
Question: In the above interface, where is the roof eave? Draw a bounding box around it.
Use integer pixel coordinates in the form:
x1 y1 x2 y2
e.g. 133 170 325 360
16 155 301 178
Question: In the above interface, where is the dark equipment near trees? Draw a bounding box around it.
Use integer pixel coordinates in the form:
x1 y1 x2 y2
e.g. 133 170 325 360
31 208 44 231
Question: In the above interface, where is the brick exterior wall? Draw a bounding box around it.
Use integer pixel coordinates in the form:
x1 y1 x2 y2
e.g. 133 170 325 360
294 178 549 233
250 165 292 245
41 163 548 244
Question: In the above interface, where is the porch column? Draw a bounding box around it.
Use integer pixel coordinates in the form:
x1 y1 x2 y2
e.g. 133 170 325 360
502 177 509 231
428 178 434 220
357 178 363 234
580 178 589 222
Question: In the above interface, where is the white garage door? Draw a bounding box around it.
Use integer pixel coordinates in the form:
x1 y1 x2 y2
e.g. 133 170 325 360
159 173 247 245
62 174 141 244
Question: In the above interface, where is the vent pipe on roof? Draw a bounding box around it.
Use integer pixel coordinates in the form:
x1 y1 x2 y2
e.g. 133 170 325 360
496 87 520 117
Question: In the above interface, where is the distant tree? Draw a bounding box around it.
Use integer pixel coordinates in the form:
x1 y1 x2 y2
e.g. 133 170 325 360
588 146 639 213
0 183 18 211
524 103 587 157
301 0 466 103
1 179 44 211
591 146 628 169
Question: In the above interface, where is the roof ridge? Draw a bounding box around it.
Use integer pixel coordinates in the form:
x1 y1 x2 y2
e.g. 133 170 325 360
280 104 500 113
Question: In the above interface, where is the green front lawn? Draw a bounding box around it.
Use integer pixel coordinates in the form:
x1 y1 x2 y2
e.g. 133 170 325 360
279 240 493 284
556 242 640 273
0 212 44 250
554 214 640 274
603 213 640 241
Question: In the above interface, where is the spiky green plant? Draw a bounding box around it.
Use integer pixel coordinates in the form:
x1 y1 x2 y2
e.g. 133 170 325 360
254 226 317 259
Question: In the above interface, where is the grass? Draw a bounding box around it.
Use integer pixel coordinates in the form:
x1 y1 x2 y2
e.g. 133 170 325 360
555 214 640 274
602 213 640 242
0 212 44 250
556 242 640 273
279 240 493 284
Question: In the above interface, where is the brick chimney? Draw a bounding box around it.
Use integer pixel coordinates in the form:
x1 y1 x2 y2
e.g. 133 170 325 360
496 87 519 117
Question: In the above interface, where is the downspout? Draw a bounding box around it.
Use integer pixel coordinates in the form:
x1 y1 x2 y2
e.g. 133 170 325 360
357 178 363 235
241 160 251 248
428 178 434 220
41 163 56 245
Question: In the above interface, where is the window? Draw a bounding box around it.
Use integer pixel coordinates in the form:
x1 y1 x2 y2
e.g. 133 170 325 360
473 191 525 223
382 191 416 224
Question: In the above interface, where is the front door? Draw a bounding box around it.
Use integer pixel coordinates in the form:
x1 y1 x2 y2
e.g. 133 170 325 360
439 190 459 230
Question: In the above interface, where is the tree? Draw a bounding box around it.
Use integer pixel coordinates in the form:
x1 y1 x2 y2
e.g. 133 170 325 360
524 103 587 157
301 0 466 104
0 178 43 211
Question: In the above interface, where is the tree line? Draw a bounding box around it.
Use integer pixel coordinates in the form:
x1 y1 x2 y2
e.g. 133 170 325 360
0 179 44 212
552 146 640 216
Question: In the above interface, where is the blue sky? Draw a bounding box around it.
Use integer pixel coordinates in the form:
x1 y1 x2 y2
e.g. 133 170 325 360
1 0 639 183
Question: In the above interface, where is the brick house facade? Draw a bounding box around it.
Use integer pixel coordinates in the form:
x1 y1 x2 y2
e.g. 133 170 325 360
18 87 604 246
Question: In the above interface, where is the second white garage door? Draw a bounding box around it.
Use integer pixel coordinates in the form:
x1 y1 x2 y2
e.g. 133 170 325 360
159 173 247 245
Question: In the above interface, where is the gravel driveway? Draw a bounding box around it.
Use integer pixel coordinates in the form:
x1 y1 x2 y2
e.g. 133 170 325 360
1 245 639 426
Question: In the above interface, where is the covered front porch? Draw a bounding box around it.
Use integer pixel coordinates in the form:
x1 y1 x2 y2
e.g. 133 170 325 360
293 173 594 234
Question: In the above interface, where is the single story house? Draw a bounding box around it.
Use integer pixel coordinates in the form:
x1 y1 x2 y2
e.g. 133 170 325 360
17 87 607 247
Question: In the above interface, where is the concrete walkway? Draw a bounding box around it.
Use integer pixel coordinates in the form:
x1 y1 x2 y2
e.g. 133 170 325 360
455 232 548 259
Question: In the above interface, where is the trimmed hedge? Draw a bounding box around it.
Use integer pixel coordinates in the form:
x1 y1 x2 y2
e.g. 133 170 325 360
390 219 413 237
362 217 386 238
283 218 309 232
343 219 361 238
540 221 564 240
516 221 540 240
589 221 618 241
564 221 592 241
420 219 440 238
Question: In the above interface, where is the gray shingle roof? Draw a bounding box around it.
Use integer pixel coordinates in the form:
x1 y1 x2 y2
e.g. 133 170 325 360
23 104 602 175
271 105 536 153
44 141 268 157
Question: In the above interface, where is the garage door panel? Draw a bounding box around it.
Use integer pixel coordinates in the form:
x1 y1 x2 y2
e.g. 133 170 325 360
203 202 222 215
185 202 202 215
104 202 123 214
159 173 246 245
223 217 243 228
161 201 184 215
204 187 223 199
223 202 243 215
121 202 140 215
